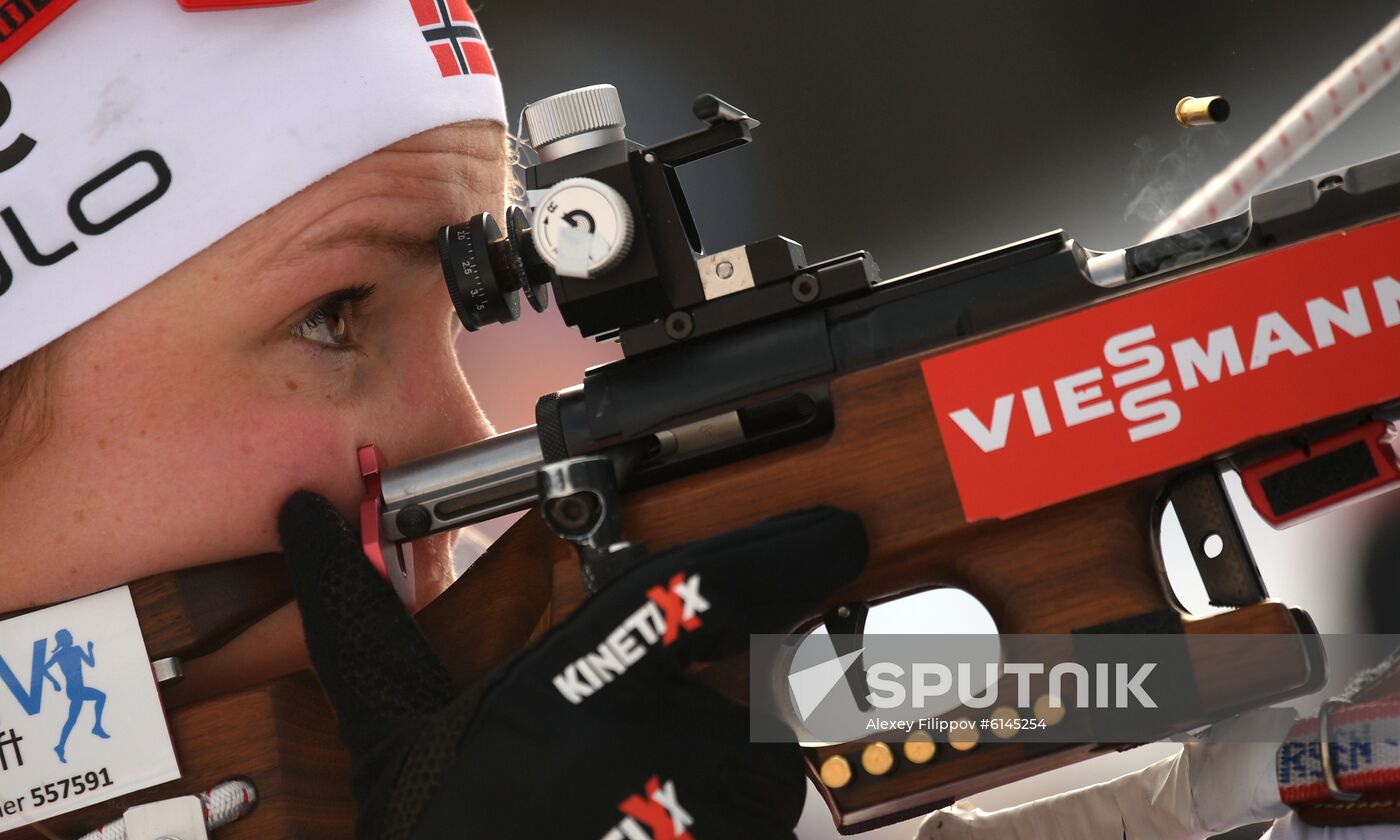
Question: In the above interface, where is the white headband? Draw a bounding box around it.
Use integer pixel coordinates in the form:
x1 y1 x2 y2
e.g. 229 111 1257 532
0 0 507 370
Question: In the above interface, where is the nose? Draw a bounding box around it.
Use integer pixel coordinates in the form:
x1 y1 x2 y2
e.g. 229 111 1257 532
411 336 492 462
361 310 495 603
374 312 493 471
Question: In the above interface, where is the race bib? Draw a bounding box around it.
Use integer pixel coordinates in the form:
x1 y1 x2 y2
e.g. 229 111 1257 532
0 587 179 830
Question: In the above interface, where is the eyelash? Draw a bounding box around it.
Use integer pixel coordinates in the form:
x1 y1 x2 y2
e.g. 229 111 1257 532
292 283 378 350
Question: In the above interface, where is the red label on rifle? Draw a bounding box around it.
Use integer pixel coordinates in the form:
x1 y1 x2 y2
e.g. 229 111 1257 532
920 216 1400 521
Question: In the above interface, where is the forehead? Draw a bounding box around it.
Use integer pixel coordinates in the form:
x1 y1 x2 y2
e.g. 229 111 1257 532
231 121 509 265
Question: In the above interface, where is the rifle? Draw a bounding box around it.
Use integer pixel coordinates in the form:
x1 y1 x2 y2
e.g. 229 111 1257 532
27 84 1400 837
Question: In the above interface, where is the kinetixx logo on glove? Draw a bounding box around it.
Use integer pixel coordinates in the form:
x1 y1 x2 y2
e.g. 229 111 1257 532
555 573 709 704
603 775 693 840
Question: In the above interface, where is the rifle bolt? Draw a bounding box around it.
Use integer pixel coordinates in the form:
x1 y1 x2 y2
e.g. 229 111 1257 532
545 493 599 533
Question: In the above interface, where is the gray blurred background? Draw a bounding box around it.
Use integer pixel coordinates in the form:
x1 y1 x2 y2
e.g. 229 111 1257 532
456 2 1400 837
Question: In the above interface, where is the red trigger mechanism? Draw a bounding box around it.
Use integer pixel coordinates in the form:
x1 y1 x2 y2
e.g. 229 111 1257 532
358 444 418 611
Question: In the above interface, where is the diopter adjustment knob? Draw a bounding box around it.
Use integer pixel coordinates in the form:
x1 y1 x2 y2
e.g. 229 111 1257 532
522 85 627 163
439 212 522 331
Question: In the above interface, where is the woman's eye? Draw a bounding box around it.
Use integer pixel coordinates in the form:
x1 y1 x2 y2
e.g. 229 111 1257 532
291 285 375 349
295 304 352 346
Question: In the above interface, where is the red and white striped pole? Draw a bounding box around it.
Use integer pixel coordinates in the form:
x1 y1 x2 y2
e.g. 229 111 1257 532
1148 12 1400 240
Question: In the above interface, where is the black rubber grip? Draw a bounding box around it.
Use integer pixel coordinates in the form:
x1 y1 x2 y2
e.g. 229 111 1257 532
535 392 569 462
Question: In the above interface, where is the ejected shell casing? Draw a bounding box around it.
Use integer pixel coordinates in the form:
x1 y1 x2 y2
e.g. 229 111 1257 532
1176 95 1230 127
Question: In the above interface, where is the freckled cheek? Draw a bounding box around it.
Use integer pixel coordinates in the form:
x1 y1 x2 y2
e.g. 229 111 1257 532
186 370 474 536
43 386 368 573
127 397 366 559
218 404 365 520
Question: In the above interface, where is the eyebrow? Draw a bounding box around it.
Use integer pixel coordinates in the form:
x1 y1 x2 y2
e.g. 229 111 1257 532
276 223 442 267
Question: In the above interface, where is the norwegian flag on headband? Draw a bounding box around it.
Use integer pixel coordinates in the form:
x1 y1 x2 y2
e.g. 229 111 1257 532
410 0 496 77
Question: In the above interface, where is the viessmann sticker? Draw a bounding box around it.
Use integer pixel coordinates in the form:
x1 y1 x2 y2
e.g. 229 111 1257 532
0 587 179 830
921 216 1400 521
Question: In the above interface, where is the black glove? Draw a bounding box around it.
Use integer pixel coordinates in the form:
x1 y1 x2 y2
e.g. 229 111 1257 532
278 491 867 840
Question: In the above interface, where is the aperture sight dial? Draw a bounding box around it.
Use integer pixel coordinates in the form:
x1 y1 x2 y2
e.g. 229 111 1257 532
533 177 634 279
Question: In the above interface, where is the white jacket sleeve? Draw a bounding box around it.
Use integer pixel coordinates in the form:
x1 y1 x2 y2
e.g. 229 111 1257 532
915 707 1299 840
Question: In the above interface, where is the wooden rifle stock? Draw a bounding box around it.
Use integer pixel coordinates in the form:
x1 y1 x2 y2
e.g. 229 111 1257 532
21 338 1323 838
